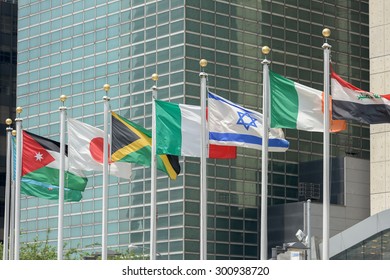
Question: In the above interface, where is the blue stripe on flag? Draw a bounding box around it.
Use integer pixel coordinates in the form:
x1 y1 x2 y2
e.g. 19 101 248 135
209 132 289 149
208 91 289 152
208 92 254 114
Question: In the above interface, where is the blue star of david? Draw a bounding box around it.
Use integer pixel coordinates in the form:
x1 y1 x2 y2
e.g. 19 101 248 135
236 111 257 130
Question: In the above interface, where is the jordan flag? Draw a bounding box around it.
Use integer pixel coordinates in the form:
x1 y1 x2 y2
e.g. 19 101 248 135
67 118 132 179
21 131 88 202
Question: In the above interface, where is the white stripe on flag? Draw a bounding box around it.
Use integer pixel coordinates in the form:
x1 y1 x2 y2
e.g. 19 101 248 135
180 104 201 157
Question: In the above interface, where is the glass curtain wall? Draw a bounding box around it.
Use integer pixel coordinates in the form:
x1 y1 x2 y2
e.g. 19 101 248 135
17 0 369 259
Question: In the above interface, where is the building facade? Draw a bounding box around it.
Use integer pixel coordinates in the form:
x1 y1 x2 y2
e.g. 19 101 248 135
17 0 369 259
0 0 17 243
369 0 390 215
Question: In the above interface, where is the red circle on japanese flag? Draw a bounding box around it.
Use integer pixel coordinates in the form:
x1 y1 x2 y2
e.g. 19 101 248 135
89 137 111 163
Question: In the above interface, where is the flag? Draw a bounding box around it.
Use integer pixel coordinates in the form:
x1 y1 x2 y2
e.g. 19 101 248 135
155 100 201 156
208 92 289 152
269 70 324 132
331 70 390 124
20 131 88 202
269 70 346 132
209 144 236 159
206 108 237 159
155 100 237 157
111 111 180 180
322 93 347 133
68 118 132 179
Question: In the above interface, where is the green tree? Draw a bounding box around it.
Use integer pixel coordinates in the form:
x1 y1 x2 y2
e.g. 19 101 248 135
0 242 3 258
19 234 57 260
1 239 147 260
2 230 146 260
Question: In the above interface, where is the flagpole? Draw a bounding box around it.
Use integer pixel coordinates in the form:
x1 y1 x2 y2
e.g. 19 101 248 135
3 118 13 260
322 28 331 260
102 84 110 260
57 95 67 260
150 73 158 260
9 129 16 260
199 59 208 260
260 47 271 260
14 107 23 260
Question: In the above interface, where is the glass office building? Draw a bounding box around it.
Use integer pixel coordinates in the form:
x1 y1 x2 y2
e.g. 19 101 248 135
0 0 17 243
16 0 369 259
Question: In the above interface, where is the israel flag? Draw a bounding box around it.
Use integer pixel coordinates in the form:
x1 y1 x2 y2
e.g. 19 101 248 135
208 92 289 152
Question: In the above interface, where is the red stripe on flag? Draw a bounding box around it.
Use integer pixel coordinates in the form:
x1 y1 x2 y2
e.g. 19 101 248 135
381 94 390 100
206 107 237 159
331 70 365 92
209 144 237 159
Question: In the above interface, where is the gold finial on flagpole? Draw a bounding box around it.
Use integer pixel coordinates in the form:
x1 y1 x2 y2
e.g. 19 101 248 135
60 95 67 103
262 46 271 55
322 28 331 38
152 73 159 82
200 59 208 69
261 46 271 65
151 73 159 96
103 84 110 92
5 118 12 126
16 107 22 118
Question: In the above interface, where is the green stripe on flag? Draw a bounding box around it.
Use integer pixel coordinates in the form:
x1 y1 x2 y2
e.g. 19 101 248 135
155 100 182 156
269 70 299 129
21 166 87 202
21 181 82 202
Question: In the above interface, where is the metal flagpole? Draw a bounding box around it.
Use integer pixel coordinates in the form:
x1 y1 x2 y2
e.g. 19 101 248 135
9 129 16 260
14 107 23 260
102 84 111 260
3 118 13 260
199 59 208 260
307 199 312 260
57 95 67 260
150 73 159 260
260 46 271 260
322 28 331 260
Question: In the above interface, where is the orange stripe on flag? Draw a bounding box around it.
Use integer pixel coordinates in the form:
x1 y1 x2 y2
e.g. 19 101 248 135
322 92 347 133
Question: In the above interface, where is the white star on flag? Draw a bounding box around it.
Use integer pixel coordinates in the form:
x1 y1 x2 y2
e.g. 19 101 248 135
34 152 44 161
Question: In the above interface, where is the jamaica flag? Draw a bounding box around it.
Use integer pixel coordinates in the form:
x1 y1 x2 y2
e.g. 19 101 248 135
111 112 180 179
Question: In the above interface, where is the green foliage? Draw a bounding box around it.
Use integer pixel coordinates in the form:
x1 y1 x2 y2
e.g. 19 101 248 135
107 249 148 260
81 249 148 260
19 234 57 260
1 236 147 260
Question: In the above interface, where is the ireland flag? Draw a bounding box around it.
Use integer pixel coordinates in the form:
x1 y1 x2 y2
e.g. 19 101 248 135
21 131 88 202
269 70 324 132
155 100 201 157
